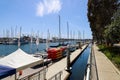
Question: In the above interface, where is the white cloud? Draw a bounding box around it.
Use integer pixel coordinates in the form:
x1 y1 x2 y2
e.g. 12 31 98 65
36 0 62 17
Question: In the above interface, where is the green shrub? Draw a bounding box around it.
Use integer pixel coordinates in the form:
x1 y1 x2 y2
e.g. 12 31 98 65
113 56 120 65
98 44 106 52
105 51 113 60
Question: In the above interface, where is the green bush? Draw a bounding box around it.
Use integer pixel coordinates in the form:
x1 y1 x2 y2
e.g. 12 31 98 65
113 56 120 65
98 44 106 52
105 51 113 60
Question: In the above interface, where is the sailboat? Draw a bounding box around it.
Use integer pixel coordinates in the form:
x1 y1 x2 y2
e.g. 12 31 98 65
2 27 28 45
34 33 47 58
32 33 51 66
47 15 67 60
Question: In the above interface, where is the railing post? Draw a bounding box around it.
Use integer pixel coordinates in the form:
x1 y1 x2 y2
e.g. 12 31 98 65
48 71 62 80
38 71 40 80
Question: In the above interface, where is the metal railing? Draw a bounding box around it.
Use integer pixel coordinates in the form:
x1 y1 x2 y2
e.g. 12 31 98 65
91 44 99 80
84 43 99 80
85 44 99 80
85 64 91 80
48 71 63 80
84 45 91 80
18 68 47 80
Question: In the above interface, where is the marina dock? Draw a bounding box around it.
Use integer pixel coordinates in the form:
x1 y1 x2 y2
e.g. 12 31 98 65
2 42 120 80
0 43 89 80
46 44 88 80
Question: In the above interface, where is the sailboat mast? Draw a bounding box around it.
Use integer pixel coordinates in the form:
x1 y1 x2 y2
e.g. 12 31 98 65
15 26 17 38
67 22 69 42
59 15 61 45
36 31 39 52
46 29 50 51
66 22 71 71
3 29 5 38
30 30 33 53
18 27 21 48
20 27 22 38
72 31 76 44
11 27 12 38
83 30 84 44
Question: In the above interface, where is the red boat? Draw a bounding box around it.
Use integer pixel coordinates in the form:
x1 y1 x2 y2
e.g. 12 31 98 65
47 46 67 60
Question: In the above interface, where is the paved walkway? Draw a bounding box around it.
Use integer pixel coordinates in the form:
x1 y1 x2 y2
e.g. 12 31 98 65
93 44 120 80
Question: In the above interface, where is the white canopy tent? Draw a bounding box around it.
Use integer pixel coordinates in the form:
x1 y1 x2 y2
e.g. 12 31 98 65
0 48 43 71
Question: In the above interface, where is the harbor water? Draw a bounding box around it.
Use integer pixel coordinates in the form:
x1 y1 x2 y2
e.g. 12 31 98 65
68 44 91 80
0 42 58 56
0 41 76 56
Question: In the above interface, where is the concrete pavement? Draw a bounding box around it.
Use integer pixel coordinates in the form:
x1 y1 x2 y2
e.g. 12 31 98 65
92 44 120 80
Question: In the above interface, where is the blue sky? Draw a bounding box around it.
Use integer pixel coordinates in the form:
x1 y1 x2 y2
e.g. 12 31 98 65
0 0 92 39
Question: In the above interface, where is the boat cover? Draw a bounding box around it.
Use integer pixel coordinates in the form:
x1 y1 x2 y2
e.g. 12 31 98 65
0 65 16 79
0 48 43 79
